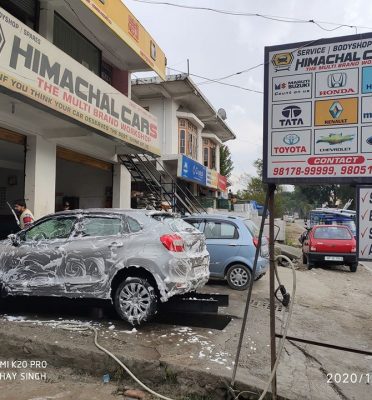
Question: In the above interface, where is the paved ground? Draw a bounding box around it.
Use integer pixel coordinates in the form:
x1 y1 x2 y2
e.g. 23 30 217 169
0 260 371 400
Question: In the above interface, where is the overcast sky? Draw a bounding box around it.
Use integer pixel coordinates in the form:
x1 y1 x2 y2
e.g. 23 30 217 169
126 0 372 190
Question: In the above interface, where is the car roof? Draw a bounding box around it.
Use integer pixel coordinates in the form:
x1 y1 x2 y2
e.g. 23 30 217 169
184 213 248 221
42 208 154 219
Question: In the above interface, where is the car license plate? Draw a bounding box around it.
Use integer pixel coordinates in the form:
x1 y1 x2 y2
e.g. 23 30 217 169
324 256 343 261
194 266 207 277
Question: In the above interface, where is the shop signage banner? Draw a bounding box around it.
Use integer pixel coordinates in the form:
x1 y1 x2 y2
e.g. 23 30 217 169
80 0 166 80
0 7 160 155
218 174 228 192
357 186 372 260
264 32 372 184
206 168 218 189
178 155 206 185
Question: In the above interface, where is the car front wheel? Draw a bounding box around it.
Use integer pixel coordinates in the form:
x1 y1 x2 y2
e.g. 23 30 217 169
226 264 252 290
114 277 158 325
349 263 358 273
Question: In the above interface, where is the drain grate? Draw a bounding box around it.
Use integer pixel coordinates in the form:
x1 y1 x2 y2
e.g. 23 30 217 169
250 299 285 313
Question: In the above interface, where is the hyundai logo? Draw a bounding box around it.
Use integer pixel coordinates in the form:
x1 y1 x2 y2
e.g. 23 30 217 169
327 73 347 88
0 24 5 54
281 105 302 118
283 134 300 145
366 136 372 145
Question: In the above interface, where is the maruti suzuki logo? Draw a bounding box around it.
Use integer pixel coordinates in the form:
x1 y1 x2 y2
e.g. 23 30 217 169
327 73 347 88
0 24 5 54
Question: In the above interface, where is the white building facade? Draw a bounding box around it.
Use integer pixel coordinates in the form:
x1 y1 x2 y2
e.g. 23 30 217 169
0 0 166 238
131 75 236 208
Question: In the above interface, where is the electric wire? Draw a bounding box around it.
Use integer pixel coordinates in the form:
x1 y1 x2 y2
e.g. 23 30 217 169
131 0 372 32
234 254 297 400
56 323 176 400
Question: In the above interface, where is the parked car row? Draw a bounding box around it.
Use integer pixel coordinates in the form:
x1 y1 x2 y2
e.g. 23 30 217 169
0 210 269 325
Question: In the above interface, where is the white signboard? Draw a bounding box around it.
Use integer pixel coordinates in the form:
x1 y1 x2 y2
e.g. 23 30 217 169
357 186 372 260
0 7 160 155
264 33 372 184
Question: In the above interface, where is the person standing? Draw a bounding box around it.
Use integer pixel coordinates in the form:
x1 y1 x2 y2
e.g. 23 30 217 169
14 200 35 229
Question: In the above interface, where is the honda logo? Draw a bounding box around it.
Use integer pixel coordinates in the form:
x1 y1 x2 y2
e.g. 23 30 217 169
327 73 347 88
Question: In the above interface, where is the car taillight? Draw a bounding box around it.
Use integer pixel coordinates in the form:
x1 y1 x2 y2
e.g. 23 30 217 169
253 237 259 248
160 234 184 252
351 246 356 252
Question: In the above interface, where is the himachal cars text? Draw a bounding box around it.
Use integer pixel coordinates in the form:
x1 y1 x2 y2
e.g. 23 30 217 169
0 209 209 325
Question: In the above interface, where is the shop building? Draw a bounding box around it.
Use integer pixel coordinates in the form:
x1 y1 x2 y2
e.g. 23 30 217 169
0 0 166 238
131 74 236 208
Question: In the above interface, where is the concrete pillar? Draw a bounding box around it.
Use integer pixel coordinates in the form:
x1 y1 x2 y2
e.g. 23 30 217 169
197 129 203 164
24 135 56 220
215 143 221 173
38 0 55 41
112 164 131 208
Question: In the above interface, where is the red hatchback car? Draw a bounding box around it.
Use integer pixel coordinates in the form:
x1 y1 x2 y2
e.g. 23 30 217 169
300 225 357 272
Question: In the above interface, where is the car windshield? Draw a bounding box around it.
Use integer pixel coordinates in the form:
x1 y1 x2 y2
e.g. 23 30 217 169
313 226 352 240
243 219 259 237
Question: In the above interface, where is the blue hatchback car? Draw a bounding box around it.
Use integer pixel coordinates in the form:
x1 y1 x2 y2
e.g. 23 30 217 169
183 214 269 290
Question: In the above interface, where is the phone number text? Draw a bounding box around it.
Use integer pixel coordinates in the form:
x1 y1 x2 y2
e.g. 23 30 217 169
273 166 372 176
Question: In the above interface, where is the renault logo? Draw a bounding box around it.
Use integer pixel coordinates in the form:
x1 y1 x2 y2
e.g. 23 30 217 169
0 23 5 54
327 73 347 88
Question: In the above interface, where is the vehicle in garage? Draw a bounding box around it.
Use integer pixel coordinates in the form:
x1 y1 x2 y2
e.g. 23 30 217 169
0 209 209 325
300 225 357 272
183 214 269 290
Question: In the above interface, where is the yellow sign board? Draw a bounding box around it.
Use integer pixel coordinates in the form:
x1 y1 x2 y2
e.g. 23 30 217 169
314 98 358 126
81 0 166 80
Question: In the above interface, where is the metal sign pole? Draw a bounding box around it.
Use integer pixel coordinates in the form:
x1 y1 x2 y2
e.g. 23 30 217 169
269 184 277 400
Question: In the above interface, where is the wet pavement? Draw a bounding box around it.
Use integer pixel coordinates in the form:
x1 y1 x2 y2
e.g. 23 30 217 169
0 263 371 400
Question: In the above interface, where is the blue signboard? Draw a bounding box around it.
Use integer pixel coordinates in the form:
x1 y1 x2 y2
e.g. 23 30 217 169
178 155 206 185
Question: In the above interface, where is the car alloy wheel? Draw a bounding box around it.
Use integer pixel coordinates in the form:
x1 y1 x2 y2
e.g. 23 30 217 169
227 264 252 290
114 277 157 325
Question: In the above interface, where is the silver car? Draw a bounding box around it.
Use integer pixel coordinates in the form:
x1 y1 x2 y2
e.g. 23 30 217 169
0 209 209 325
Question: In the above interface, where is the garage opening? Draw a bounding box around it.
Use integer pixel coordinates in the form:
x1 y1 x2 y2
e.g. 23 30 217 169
0 128 26 239
55 147 113 211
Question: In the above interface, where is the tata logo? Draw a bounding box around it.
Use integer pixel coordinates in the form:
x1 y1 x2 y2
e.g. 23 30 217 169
0 24 5 54
329 102 343 119
283 134 300 145
272 52 293 72
279 105 303 126
327 73 347 88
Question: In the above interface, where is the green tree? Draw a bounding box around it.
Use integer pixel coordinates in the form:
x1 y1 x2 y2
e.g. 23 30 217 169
219 145 234 178
237 159 284 217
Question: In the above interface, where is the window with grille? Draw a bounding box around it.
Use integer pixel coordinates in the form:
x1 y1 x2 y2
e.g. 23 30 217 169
178 119 197 159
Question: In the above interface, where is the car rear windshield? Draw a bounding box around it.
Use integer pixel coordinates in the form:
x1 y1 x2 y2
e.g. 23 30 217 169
243 219 259 237
313 226 352 240
165 217 197 233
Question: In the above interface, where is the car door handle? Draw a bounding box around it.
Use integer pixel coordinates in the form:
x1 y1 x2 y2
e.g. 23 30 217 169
228 243 238 246
109 242 123 248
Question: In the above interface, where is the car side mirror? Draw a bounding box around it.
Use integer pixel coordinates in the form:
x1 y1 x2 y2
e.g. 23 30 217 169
8 234 20 247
